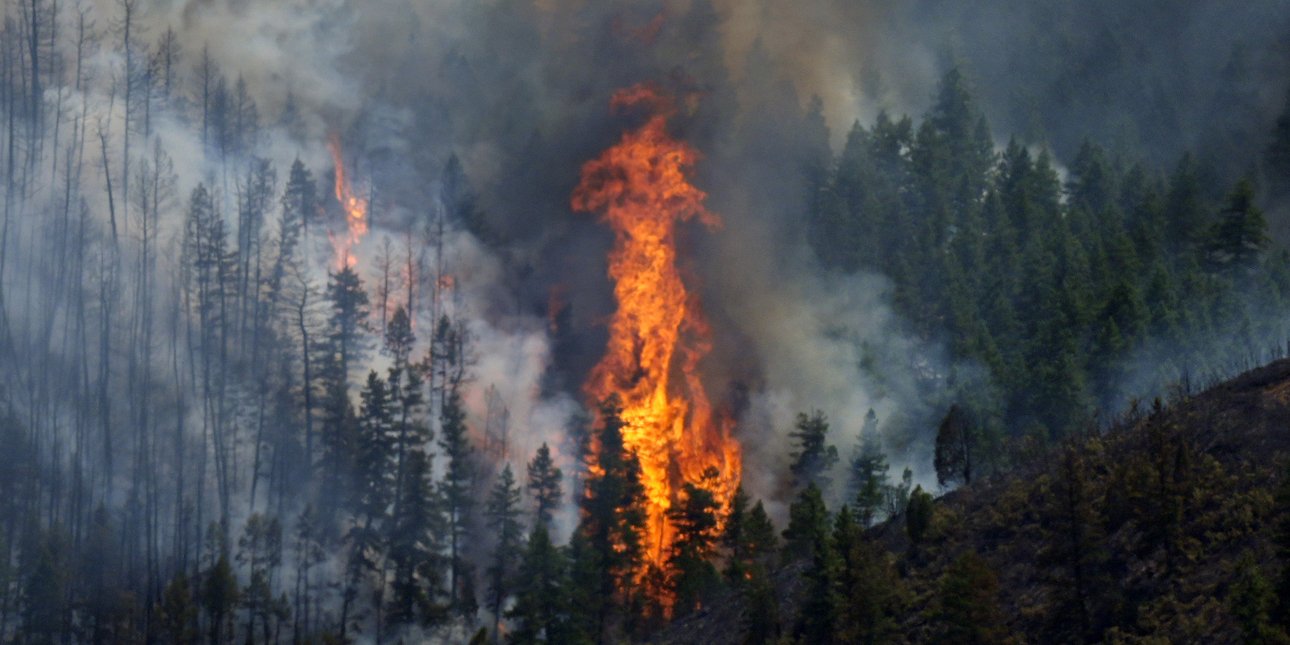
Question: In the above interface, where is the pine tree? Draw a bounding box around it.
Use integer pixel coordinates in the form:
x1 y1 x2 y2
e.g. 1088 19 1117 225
354 371 393 523
1040 443 1111 640
527 442 563 527
486 465 524 641
573 395 648 639
386 450 447 628
280 157 318 255
938 552 1008 645
508 524 574 644
782 483 830 564
158 571 199 644
835 534 903 645
317 266 370 527
935 404 974 487
742 564 780 645
1232 553 1288 645
789 411 839 490
237 513 283 643
849 409 890 526
906 486 934 547
440 387 477 613
202 552 240 645
722 486 751 585
794 504 842 644
324 266 371 387
1206 179 1268 278
667 468 723 617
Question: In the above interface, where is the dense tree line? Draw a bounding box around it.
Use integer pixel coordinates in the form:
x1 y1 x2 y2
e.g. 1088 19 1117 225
4 0 1290 642
810 67 1290 475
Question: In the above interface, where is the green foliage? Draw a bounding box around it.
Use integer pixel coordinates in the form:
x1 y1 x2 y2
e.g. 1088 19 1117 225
1231 553 1290 645
741 564 780 645
794 505 842 645
789 411 839 490
486 465 524 634
202 551 240 644
666 468 723 616
1039 442 1113 640
386 449 447 628
440 387 478 613
849 409 891 526
782 484 830 564
723 487 778 586
159 571 199 644
572 396 649 640
527 442 563 528
1206 179 1269 278
906 486 934 547
937 552 1008 644
835 533 904 645
508 524 577 644
934 404 974 487
808 66 1290 445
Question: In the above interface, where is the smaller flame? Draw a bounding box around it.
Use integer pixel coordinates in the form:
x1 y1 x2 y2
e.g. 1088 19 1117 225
328 135 369 269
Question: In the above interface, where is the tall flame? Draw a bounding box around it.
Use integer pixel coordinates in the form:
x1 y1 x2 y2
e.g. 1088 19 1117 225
328 135 369 269
572 84 741 569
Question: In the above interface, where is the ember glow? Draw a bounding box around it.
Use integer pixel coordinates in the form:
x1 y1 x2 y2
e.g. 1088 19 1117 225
572 84 742 569
329 136 369 269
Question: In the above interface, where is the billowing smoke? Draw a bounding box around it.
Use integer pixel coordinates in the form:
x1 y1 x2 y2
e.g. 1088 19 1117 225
3 0 1289 639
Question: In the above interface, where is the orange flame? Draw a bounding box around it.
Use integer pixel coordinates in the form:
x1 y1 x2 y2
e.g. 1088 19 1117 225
572 84 741 571
328 135 369 269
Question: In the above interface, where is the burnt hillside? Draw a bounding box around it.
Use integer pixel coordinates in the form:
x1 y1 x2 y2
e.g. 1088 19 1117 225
658 359 1290 644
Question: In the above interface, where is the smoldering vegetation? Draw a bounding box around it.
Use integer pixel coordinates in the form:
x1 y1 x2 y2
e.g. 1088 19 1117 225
0 0 1288 642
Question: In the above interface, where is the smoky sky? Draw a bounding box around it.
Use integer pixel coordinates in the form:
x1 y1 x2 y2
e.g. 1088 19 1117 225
13 0 1290 520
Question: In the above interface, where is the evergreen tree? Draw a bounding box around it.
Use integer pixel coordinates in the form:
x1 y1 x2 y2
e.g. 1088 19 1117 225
317 266 370 526
835 534 903 645
440 387 478 613
1206 179 1269 278
938 552 1008 645
486 464 524 641
237 513 283 643
782 483 830 564
202 552 240 645
573 396 648 639
849 409 890 526
280 157 318 253
158 571 199 644
722 486 751 585
508 524 574 644
354 371 393 525
666 468 723 617
789 411 839 490
527 442 563 527
386 450 447 628
324 266 371 387
1232 553 1288 645
1040 443 1111 640
935 404 974 487
906 486 934 547
794 504 842 644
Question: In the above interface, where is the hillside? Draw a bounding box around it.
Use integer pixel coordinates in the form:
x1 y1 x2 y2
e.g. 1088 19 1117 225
658 359 1290 644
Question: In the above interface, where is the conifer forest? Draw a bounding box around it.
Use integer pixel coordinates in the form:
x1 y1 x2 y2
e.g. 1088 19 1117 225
4 1 1290 643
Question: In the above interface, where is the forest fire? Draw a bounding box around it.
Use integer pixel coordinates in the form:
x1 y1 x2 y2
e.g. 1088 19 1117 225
328 136 369 268
572 84 742 571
